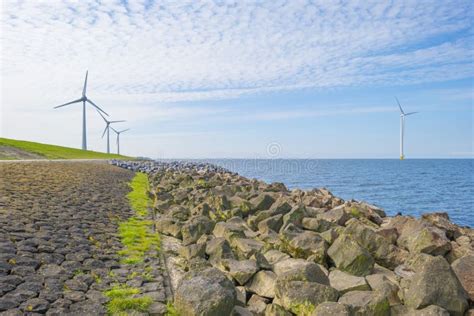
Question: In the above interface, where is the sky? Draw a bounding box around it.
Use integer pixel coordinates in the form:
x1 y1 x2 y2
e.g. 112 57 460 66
1 0 473 158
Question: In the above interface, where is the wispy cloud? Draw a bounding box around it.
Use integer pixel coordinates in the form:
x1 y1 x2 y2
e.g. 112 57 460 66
1 0 472 102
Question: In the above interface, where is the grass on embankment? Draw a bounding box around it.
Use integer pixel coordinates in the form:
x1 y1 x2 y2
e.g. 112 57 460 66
105 172 160 315
0 137 130 159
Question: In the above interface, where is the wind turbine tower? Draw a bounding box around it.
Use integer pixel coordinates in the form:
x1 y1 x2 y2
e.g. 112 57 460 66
97 111 126 154
111 127 130 155
396 97 418 160
54 71 108 150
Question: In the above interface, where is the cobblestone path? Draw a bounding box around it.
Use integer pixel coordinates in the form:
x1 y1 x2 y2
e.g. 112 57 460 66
0 162 167 315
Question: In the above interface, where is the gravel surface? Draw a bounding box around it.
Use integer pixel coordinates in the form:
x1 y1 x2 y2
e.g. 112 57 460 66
0 162 167 315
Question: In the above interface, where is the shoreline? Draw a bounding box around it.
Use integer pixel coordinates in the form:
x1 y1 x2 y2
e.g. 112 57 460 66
112 159 473 315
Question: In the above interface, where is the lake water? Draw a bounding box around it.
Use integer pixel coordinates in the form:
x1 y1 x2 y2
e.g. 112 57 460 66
200 159 473 227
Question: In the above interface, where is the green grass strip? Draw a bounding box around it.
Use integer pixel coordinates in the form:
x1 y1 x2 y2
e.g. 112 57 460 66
104 172 160 315
0 137 131 159
127 172 150 217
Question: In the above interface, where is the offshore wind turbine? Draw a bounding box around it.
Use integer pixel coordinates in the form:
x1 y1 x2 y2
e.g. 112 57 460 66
54 71 108 150
111 127 130 155
97 110 126 154
396 97 418 160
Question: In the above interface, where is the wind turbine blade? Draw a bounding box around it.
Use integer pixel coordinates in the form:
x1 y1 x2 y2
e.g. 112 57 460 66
82 70 88 97
86 99 109 116
96 108 108 122
120 128 130 133
54 98 83 108
101 126 108 138
109 120 126 123
395 97 404 114
404 112 418 116
110 126 118 133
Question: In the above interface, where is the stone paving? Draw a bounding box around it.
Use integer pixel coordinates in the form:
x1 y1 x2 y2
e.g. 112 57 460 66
0 162 167 315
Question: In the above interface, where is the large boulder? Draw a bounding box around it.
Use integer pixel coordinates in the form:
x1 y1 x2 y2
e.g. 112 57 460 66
285 231 328 264
365 273 401 306
338 290 390 315
273 258 329 284
265 303 292 316
232 238 265 259
301 218 334 233
402 254 468 316
258 214 284 234
311 302 350 316
174 268 237 316
206 237 235 264
328 270 369 294
281 205 306 231
181 216 214 245
317 205 350 226
344 219 408 269
250 194 275 212
223 259 259 286
451 254 474 300
213 220 247 241
388 217 451 256
274 280 339 314
246 270 277 298
327 234 374 276
421 212 462 239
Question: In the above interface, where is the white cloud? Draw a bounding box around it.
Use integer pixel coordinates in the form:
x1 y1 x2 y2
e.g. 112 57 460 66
1 0 472 102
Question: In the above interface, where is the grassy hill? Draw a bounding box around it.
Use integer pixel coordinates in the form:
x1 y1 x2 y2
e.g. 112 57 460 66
0 137 131 160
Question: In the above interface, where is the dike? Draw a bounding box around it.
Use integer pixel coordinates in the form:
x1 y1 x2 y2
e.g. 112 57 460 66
111 160 473 316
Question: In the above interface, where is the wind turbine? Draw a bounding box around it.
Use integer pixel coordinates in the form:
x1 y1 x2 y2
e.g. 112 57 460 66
97 110 126 154
111 127 130 155
396 97 418 160
54 71 108 150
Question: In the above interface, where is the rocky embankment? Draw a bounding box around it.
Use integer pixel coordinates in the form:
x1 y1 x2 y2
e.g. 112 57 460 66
112 160 474 316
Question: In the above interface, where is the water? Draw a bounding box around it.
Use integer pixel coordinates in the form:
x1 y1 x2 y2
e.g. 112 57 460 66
199 159 473 227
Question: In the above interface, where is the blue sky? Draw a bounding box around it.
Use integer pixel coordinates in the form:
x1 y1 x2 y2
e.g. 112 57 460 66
1 0 473 158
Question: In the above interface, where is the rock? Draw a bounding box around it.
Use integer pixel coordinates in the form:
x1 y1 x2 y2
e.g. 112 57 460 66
233 305 253 316
213 221 247 241
376 227 399 244
365 274 400 305
402 254 468 316
451 254 474 300
181 216 214 245
281 205 306 230
251 252 272 270
156 217 182 238
301 218 334 233
344 219 408 269
415 305 450 316
148 302 167 315
275 280 339 314
327 234 374 276
235 286 246 306
206 238 235 263
264 303 292 316
250 194 275 212
38 264 65 278
338 291 390 316
391 217 451 256
285 231 328 264
317 205 350 226
19 298 49 313
246 271 277 298
0 298 19 311
175 268 236 316
421 212 461 239
179 243 206 260
258 214 283 234
247 294 268 315
328 270 369 294
231 238 264 259
263 250 290 265
223 259 258 285
273 258 329 284
311 301 350 316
